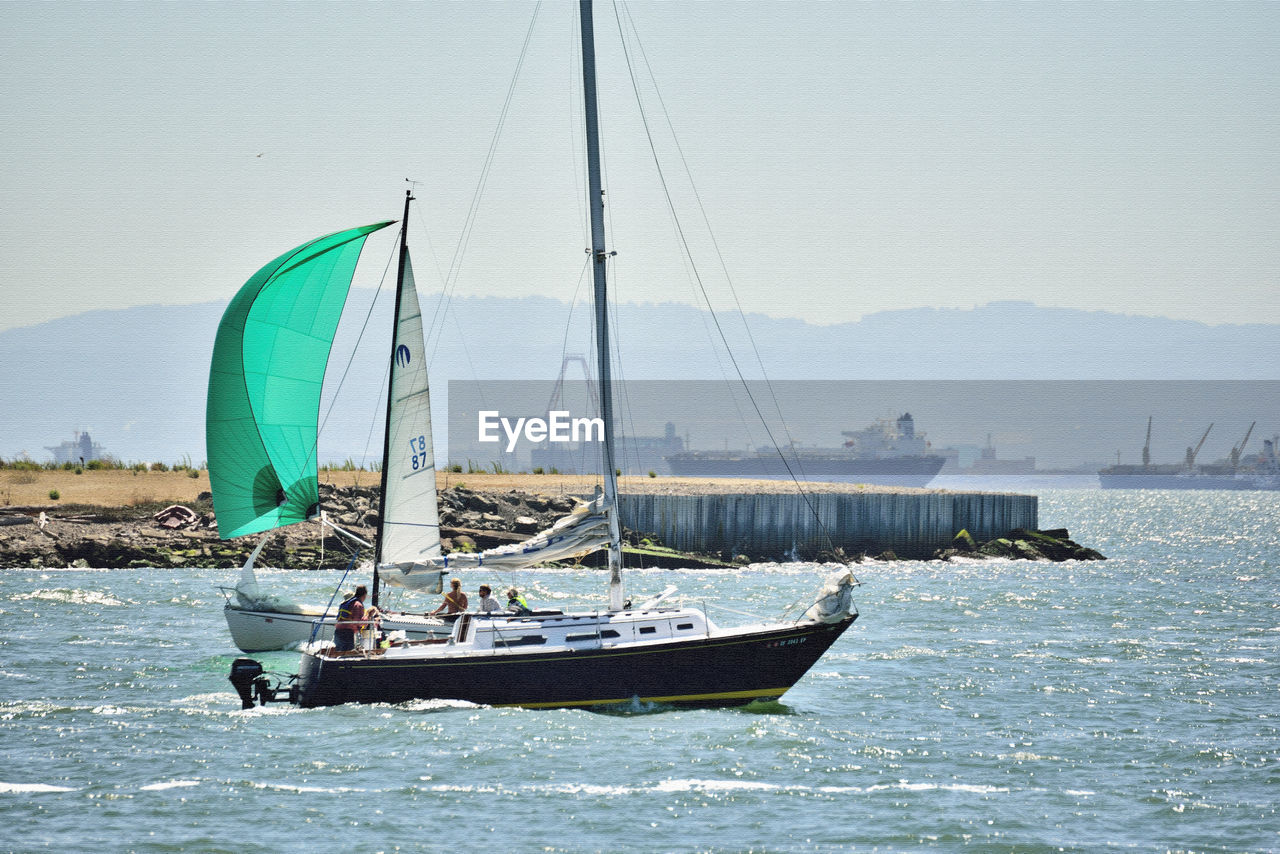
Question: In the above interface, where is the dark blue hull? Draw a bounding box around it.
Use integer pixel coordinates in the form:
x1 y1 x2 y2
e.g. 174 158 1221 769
296 616 856 709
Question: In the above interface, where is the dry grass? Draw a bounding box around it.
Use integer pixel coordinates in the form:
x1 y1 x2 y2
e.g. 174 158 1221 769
0 469 210 508
0 468 928 510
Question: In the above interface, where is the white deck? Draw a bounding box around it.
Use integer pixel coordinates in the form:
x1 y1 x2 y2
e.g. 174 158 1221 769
302 606 786 661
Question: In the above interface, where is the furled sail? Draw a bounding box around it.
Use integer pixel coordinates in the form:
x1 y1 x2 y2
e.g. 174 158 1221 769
378 250 441 565
379 496 612 591
206 221 394 540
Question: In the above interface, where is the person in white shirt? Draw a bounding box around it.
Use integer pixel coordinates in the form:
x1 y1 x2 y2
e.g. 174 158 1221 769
475 584 502 613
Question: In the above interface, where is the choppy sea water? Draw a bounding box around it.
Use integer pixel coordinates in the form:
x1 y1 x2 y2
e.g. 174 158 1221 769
1 490 1276 853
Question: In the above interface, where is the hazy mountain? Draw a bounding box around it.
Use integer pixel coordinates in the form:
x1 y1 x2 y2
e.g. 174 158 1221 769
2 296 1277 465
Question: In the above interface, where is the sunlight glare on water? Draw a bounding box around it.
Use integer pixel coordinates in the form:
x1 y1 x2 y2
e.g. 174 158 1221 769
0 490 1277 852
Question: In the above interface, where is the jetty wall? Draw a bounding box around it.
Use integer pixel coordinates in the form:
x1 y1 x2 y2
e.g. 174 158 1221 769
618 492 1038 560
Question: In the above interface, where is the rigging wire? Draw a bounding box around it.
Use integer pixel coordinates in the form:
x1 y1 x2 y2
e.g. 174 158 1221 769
425 2 544 366
610 1 837 554
617 1 808 470
306 231 399 487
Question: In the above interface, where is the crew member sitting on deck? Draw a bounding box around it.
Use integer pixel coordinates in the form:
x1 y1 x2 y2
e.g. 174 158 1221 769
506 587 532 616
430 578 468 616
475 584 502 613
334 584 378 651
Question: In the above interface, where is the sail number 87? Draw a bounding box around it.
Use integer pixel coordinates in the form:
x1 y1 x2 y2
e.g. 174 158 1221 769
408 435 429 470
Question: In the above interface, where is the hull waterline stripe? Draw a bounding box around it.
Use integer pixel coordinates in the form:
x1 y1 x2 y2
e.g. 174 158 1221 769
499 687 788 709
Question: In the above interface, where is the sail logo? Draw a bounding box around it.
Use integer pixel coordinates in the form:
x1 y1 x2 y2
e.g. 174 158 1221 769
479 411 604 453
395 344 412 368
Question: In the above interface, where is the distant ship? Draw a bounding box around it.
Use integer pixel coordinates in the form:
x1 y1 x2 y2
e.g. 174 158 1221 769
1098 419 1280 490
665 413 946 488
45 431 107 465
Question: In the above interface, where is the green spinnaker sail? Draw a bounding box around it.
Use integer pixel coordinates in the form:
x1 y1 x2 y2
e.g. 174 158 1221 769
206 221 394 540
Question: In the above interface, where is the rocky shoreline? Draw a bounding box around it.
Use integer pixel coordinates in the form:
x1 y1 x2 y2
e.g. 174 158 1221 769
0 482 1104 569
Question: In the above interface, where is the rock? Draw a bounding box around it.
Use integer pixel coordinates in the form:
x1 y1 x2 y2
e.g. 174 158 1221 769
979 538 1015 558
513 516 540 533
469 495 500 513
1007 528 1106 562
480 513 505 525
951 529 977 552
1011 539 1042 560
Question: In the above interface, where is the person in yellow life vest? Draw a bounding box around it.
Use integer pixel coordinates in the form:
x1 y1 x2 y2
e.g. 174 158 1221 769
334 584 378 651
506 587 532 616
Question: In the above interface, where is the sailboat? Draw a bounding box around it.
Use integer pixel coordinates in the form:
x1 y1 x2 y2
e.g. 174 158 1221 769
227 0 858 711
209 194 611 653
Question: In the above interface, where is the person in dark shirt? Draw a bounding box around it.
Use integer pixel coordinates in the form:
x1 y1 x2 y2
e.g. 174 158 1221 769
334 584 378 651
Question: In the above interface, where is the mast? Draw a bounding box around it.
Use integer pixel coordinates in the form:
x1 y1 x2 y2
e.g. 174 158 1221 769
372 189 413 609
579 0 625 611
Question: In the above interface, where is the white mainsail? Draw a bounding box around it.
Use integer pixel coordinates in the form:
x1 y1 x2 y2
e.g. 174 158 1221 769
380 496 612 592
378 251 442 567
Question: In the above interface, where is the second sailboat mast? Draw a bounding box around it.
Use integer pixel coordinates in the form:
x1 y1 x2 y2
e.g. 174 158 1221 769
372 189 414 609
578 0 624 610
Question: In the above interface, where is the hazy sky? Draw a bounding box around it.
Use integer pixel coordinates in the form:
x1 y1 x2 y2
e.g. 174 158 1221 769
2 1 1277 334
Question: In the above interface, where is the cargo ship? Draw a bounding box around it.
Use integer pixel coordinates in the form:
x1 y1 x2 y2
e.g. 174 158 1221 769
1098 419 1279 490
665 413 945 488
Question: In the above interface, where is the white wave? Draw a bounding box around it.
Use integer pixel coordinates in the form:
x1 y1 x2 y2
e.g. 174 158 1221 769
866 781 1009 794
0 670 38 681
140 780 201 791
396 698 480 712
13 588 128 607
171 693 232 706
546 783 634 796
0 701 66 719
250 782 365 794
997 752 1060 762
654 779 779 793
0 782 77 793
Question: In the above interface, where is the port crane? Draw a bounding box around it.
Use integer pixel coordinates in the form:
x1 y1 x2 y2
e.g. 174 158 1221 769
1230 421 1256 469
1141 416 1152 467
1184 423 1213 469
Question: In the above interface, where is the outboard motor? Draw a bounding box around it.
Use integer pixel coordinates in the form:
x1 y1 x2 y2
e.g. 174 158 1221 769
229 658 264 709
229 658 298 708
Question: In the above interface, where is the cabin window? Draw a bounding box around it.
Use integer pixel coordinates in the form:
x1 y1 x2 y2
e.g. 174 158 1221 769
493 635 547 648
600 629 620 639
639 626 657 635
676 623 694 631
565 633 596 643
